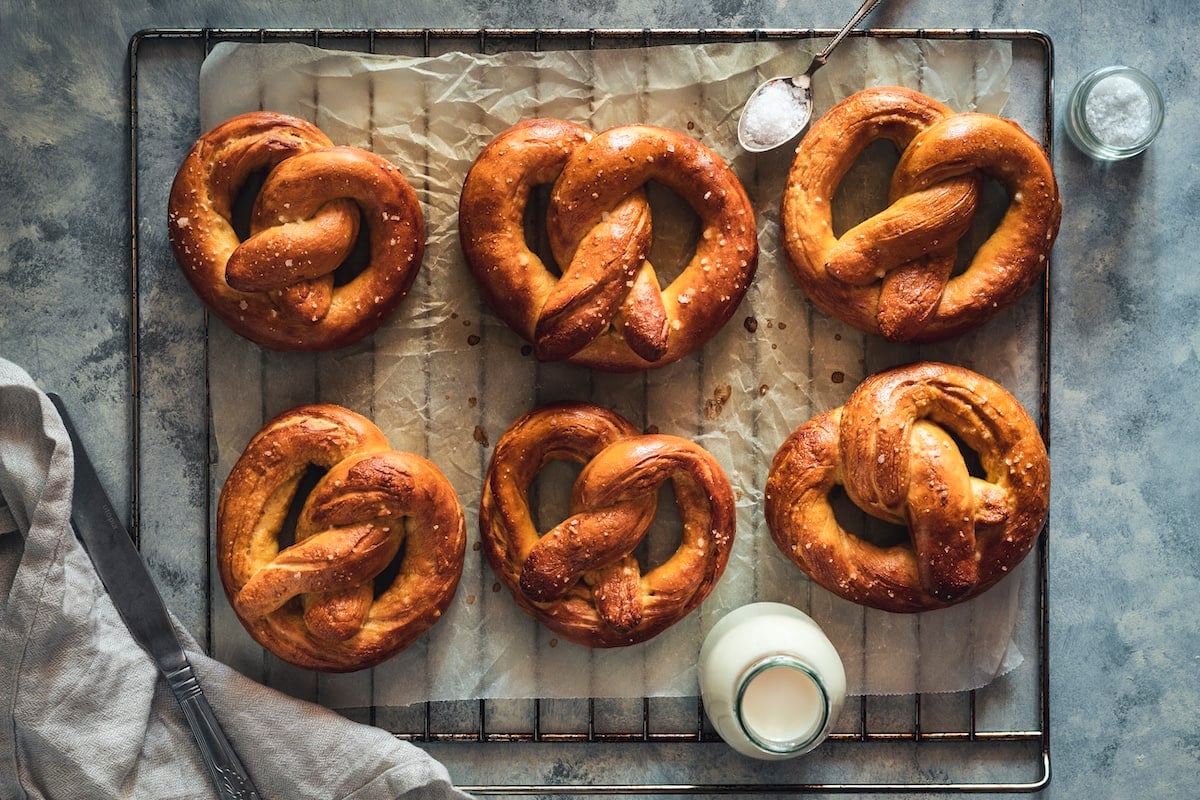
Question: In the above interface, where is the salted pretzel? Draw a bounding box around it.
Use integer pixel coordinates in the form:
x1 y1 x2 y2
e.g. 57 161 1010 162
169 111 425 351
459 118 758 371
480 402 736 646
764 362 1049 613
217 404 465 671
780 86 1061 342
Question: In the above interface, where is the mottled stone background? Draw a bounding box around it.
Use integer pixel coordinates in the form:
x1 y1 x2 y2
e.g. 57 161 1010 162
2 1 1197 797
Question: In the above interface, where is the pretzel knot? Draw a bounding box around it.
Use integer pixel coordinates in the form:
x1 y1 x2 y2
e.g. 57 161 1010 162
459 118 758 371
780 86 1061 342
480 402 736 647
169 111 425 351
217 404 465 672
764 362 1049 613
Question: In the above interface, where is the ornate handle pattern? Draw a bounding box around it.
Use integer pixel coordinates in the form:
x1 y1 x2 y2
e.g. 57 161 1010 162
166 663 263 800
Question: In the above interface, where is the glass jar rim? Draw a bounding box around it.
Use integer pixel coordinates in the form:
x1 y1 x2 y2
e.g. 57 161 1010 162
733 654 832 755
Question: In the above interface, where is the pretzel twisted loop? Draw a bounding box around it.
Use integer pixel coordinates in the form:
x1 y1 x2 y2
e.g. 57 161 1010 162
780 86 1061 342
169 111 424 351
459 118 758 371
217 404 465 671
480 402 736 646
765 362 1049 613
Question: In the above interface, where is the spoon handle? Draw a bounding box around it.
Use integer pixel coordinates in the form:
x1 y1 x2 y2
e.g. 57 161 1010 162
810 0 887 70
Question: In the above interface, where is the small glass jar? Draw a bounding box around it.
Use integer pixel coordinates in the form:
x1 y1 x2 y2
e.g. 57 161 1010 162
699 602 846 760
1065 65 1164 161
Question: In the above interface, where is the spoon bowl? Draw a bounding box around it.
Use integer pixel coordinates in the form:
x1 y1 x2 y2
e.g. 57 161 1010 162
737 0 887 152
738 74 813 153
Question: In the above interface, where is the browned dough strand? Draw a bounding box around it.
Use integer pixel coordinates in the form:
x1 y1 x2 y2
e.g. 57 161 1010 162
780 86 1061 342
217 404 465 671
765 361 1049 613
459 118 757 371
169 111 424 351
480 402 735 646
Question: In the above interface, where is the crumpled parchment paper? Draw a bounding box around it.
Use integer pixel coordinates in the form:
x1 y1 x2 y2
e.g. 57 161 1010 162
198 35 1042 708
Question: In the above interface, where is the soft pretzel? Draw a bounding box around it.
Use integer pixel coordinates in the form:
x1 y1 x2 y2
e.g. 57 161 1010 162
459 118 758 371
168 111 425 351
764 362 1049 613
480 402 736 646
780 86 1061 342
217 404 465 671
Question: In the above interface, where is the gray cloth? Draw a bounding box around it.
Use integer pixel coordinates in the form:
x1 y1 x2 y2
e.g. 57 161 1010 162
0 357 472 800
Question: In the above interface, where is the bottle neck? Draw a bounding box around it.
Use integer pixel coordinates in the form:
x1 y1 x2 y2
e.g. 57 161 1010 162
733 654 832 756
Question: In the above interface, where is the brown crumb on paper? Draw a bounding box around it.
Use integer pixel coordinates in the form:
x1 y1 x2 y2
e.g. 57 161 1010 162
744 316 758 333
759 384 770 396
468 397 478 408
473 425 490 447
467 334 481 346
704 384 733 420
831 371 845 384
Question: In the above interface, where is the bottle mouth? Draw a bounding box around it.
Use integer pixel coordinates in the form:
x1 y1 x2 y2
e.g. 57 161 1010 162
733 654 832 755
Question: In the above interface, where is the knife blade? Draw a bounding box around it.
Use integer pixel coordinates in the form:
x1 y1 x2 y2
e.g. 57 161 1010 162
47 393 262 800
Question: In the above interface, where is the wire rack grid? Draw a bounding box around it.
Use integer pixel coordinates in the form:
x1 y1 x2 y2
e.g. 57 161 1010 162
128 26 1054 794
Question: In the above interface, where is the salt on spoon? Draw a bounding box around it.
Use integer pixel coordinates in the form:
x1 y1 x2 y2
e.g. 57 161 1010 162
738 0 888 153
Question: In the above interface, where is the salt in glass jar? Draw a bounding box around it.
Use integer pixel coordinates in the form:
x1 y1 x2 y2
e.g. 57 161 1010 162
699 602 846 759
1064 65 1164 161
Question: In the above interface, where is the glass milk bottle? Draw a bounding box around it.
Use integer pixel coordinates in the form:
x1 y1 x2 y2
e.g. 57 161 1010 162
699 602 846 759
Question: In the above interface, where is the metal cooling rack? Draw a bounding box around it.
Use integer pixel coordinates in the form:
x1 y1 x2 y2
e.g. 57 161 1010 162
128 26 1053 794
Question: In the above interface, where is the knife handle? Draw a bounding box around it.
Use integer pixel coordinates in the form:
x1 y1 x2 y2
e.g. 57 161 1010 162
166 663 264 800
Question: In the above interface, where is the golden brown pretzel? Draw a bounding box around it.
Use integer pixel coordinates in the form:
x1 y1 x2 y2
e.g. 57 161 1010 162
217 404 465 671
169 111 425 351
780 86 1061 342
480 402 736 646
459 118 758 371
764 362 1049 613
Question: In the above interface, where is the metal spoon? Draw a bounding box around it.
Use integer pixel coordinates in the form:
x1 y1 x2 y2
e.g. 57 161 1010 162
738 0 888 152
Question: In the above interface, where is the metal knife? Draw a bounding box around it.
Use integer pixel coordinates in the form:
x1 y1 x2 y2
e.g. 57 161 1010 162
47 393 262 800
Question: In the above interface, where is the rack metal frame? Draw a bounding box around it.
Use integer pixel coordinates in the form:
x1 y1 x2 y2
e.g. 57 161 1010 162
128 26 1053 794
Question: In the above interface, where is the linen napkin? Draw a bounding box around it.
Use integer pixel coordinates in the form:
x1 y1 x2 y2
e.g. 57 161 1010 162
0 356 472 800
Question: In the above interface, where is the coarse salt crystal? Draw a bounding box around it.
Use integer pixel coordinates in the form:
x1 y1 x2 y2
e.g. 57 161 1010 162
1085 74 1153 147
741 78 809 149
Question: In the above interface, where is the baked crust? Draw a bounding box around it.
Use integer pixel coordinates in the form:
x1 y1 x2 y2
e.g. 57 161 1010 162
217 404 465 671
459 118 758 371
780 86 1061 342
480 402 735 646
168 111 424 351
765 361 1049 613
